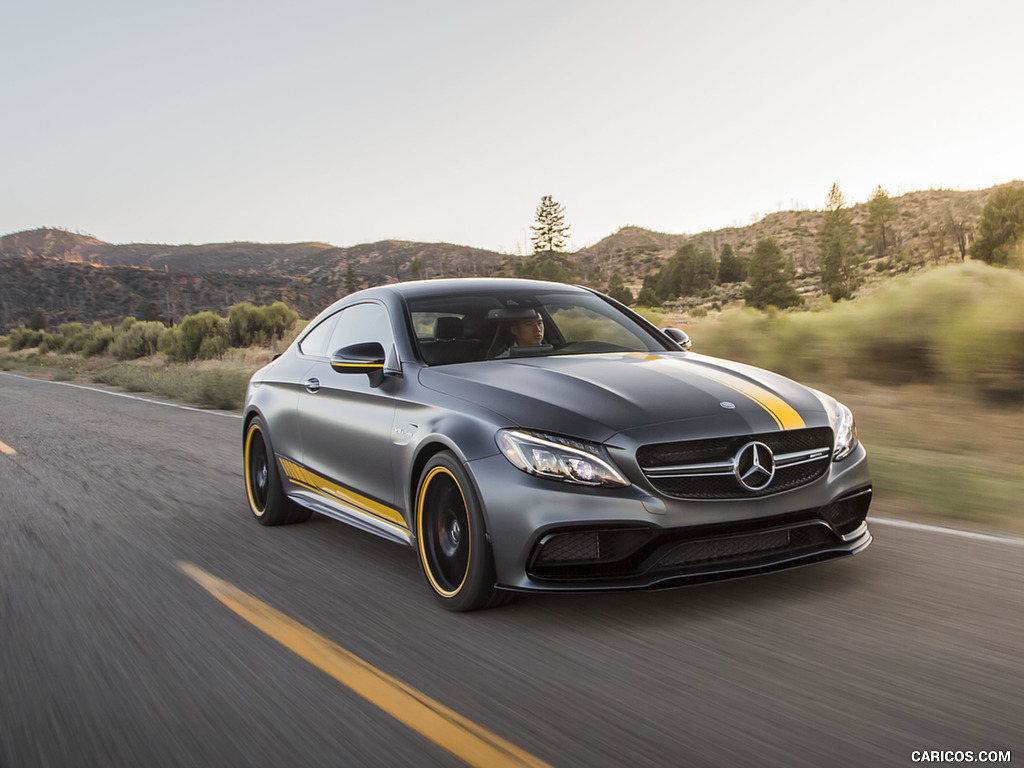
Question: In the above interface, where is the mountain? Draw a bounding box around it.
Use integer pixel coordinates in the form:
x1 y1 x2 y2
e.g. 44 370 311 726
0 233 508 329
1 183 1016 331
572 185 1012 287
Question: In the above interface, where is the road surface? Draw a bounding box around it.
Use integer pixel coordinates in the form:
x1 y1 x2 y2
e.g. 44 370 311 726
1 372 1020 767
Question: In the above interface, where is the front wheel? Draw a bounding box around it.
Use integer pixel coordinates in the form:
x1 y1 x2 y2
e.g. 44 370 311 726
244 416 310 525
416 452 503 611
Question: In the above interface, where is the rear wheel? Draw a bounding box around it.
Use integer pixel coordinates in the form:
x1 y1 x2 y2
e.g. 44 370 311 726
416 452 504 611
244 416 311 525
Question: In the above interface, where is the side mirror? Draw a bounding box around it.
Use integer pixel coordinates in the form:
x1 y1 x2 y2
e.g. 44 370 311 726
331 342 386 374
663 328 692 350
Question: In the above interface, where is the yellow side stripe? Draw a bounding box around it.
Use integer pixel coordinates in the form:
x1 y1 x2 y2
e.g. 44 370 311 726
176 562 555 768
278 458 408 529
0 439 16 455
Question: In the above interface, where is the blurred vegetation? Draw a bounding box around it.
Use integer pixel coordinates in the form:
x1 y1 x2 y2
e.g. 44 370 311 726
90 365 251 410
690 262 1024 401
1 301 299 408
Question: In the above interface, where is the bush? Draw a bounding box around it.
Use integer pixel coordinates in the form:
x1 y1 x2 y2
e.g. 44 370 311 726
227 301 299 347
57 323 86 352
81 323 115 357
111 320 165 360
91 365 249 410
39 332 66 354
691 262 1024 398
160 311 228 362
9 326 43 351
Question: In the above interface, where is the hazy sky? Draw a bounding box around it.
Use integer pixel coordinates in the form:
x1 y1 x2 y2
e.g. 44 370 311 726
3 0 1021 253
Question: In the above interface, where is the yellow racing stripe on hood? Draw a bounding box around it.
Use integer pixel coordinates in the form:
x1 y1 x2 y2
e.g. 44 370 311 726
690 364 805 430
639 355 805 430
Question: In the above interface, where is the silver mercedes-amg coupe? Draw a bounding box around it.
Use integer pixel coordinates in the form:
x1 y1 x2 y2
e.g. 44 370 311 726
243 278 871 610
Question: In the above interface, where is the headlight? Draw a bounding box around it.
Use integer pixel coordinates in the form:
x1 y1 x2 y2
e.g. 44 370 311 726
832 401 859 461
496 430 629 487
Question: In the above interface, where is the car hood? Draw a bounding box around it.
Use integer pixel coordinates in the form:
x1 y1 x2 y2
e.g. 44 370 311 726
419 352 830 444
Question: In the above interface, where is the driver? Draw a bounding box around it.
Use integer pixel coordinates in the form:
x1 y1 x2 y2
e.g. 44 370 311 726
508 314 544 348
487 309 547 358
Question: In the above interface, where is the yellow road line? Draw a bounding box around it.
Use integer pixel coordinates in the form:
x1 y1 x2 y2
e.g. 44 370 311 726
0 440 16 455
175 562 554 768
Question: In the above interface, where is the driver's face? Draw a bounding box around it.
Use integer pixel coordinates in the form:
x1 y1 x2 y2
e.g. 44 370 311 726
510 317 544 346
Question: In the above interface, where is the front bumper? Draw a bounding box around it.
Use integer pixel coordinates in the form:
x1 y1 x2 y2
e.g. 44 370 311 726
468 443 873 592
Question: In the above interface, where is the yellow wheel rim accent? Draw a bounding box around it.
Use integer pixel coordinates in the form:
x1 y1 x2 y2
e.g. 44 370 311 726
417 466 471 598
244 423 267 516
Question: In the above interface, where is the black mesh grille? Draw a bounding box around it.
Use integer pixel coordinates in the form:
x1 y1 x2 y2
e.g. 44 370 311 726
534 529 652 566
637 427 833 500
535 533 600 564
656 525 835 568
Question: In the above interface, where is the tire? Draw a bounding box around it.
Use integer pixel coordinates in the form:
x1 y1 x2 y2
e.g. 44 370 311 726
415 452 504 611
244 416 311 525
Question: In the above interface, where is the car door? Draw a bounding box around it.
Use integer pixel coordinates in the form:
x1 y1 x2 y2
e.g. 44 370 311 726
295 301 399 517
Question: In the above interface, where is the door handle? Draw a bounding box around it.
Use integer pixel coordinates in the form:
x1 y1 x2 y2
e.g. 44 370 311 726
304 378 320 393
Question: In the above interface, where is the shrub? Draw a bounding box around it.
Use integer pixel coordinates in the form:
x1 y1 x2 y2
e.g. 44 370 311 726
39 332 66 354
81 323 115 357
227 301 299 347
690 262 1024 398
161 311 228 362
9 326 43 351
111 320 165 360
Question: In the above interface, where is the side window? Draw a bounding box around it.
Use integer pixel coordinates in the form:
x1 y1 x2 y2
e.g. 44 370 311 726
326 303 395 357
297 315 338 357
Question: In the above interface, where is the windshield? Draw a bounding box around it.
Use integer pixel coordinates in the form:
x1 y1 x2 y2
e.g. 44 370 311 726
406 288 672 365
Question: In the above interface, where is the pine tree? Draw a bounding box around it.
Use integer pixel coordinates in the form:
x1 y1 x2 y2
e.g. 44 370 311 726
817 184 859 300
518 195 575 282
970 185 1024 266
530 195 571 254
863 185 898 259
344 264 361 295
744 238 802 310
606 273 634 305
717 244 746 283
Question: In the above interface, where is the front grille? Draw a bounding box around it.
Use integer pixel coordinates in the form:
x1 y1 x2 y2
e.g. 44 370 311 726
637 427 833 500
656 525 834 568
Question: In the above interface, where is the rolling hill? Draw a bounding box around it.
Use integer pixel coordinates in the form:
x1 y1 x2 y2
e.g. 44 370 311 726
1 183 1015 330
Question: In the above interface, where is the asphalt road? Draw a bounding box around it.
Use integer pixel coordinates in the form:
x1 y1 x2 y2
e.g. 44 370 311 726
1 372 1021 768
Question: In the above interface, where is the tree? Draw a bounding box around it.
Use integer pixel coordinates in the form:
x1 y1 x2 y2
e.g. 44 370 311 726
28 307 47 331
744 238 802 310
970 185 1024 266
519 196 575 282
410 258 424 280
652 244 717 299
946 201 977 262
817 183 859 300
863 185 898 259
717 244 746 283
344 263 361 295
140 302 167 324
606 273 633 305
515 251 576 283
530 195 571 254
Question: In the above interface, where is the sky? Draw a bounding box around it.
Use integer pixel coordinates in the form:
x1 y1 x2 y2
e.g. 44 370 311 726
2 0 1022 254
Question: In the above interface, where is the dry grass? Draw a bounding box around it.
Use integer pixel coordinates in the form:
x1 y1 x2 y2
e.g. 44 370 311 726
830 383 1024 534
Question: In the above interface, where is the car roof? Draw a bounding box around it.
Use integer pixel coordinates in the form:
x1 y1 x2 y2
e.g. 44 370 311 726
372 277 592 300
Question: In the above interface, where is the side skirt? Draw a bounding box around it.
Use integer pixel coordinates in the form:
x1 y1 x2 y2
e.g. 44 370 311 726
288 488 414 547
